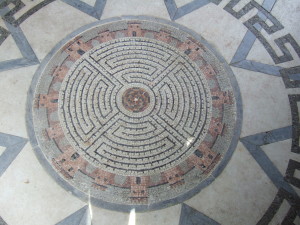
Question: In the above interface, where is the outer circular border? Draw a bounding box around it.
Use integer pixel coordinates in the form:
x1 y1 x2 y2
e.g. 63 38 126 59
26 15 243 212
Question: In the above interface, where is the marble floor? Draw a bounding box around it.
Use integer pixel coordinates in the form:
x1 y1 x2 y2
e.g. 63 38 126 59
0 0 299 225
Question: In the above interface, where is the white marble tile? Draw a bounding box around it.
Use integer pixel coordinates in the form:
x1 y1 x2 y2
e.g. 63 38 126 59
101 0 170 20
20 0 97 61
0 65 37 138
217 0 233 8
184 141 278 225
232 67 292 137
286 88 300 96
218 0 265 10
14 0 48 20
0 18 6 28
262 139 300 196
294 216 300 225
226 0 300 69
175 0 194 8
269 200 290 225
259 28 300 68
295 169 300 180
247 39 275 65
0 143 86 225
258 0 300 68
91 204 181 225
176 4 248 63
271 0 300 41
238 7 259 24
91 206 129 225
0 35 23 61
0 146 5 156
262 139 300 176
136 204 181 225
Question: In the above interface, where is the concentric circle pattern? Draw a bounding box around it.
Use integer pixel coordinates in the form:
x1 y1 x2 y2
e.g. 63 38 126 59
59 37 211 176
31 19 240 210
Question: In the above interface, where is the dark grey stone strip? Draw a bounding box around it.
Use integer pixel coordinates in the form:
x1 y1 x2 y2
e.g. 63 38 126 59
5 22 37 60
0 26 9 45
224 0 254 19
256 188 300 225
94 0 107 19
0 0 54 27
244 23 299 65
173 0 211 20
281 66 300 88
0 216 8 225
0 132 27 177
224 0 277 18
13 0 55 26
240 142 296 194
179 204 220 225
288 95 300 153
231 30 257 64
282 207 300 225
226 0 300 65
227 0 282 75
240 126 297 196
0 21 39 72
164 0 221 21
288 73 300 81
0 0 25 26
285 159 300 189
241 126 292 146
61 0 99 18
261 0 277 11
0 0 54 45
226 0 300 77
231 59 282 76
0 58 38 72
55 206 91 225
0 1 16 16
61 0 106 20
164 0 178 20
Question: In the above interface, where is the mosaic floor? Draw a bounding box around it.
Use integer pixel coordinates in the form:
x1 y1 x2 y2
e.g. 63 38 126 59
0 0 299 224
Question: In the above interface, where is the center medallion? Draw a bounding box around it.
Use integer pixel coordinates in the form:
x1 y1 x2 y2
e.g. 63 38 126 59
122 87 150 113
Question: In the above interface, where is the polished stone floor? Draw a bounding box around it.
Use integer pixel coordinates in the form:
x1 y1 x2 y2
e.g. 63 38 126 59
0 0 299 225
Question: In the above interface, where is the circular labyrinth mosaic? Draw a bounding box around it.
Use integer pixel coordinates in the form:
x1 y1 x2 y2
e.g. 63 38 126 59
28 18 242 211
